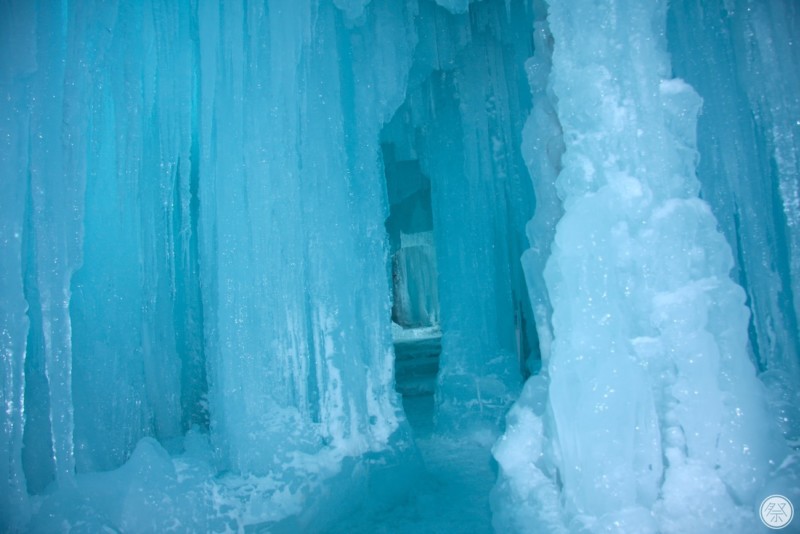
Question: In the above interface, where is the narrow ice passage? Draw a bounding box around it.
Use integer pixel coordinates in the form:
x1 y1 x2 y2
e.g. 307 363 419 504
1 0 799 533
328 390 499 534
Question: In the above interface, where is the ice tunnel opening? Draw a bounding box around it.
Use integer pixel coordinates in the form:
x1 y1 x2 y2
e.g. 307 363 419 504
381 140 442 433
378 45 539 437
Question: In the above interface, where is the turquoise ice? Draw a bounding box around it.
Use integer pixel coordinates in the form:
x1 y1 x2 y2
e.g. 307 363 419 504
1 0 797 532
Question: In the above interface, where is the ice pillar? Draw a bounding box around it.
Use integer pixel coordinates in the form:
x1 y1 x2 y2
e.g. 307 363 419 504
667 0 800 442
494 1 788 532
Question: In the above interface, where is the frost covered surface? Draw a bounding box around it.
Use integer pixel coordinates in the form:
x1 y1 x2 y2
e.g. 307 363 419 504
494 1 799 533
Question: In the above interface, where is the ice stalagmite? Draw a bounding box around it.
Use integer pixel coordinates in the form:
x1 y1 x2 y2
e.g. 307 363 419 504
667 0 800 443
493 1 791 532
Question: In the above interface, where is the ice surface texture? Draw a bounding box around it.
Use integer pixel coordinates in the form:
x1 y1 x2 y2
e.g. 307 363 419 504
1 0 799 532
494 0 799 533
1 0 421 529
0 0 536 530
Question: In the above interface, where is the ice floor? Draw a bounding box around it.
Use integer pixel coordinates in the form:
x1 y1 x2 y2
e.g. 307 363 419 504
327 329 497 534
327 396 497 534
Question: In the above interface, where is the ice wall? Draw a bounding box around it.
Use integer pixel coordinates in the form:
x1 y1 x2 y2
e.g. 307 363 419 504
1 4 36 526
0 0 423 529
6 0 797 531
194 0 417 475
493 0 795 532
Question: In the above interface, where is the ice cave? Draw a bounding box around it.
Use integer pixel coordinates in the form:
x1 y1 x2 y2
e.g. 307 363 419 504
1 0 799 532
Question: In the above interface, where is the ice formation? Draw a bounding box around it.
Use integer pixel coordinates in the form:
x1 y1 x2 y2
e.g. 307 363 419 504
493 0 800 533
0 0 798 532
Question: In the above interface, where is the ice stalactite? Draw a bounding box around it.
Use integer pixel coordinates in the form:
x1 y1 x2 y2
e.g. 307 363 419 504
0 3 36 528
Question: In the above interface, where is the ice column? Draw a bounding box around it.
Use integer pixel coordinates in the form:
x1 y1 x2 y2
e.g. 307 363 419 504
518 0 564 370
494 1 788 532
68 0 189 473
666 0 800 441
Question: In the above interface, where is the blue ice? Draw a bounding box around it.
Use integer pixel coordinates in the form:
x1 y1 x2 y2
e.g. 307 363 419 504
0 0 797 532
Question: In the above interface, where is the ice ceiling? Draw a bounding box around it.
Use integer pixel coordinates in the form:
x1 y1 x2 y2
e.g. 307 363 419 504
1 0 798 532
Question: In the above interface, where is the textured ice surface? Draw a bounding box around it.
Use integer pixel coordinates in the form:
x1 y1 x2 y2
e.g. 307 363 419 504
433 0 472 14
494 0 800 533
667 0 800 443
2 0 799 532
0 0 536 530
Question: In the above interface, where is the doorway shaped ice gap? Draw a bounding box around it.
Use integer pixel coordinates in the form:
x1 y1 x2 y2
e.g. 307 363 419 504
378 0 540 438
382 138 443 432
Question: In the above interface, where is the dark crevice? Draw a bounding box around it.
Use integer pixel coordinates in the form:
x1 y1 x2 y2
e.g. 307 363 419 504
176 31 210 432
731 202 763 371
21 152 56 494
382 139 442 406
